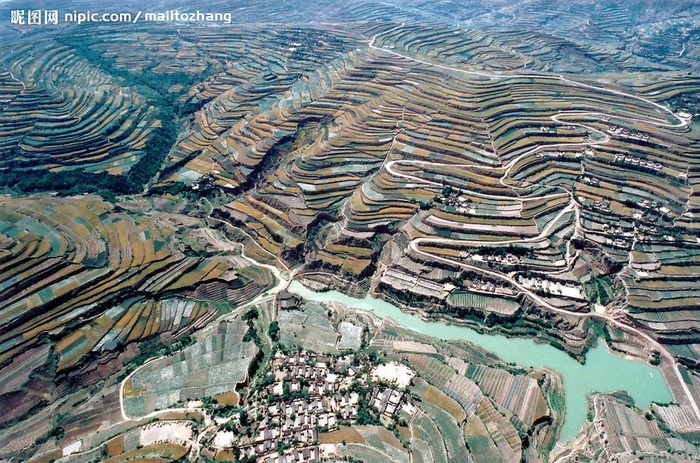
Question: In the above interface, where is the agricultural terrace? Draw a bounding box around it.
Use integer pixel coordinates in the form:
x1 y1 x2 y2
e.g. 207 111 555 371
0 194 275 429
123 317 258 418
551 393 700 461
206 19 700 373
0 41 158 176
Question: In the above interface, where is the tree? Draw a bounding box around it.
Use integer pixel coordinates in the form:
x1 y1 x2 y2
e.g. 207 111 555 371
268 321 280 342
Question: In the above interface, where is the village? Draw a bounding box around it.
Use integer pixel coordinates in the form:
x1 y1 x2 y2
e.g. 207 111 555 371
208 349 412 463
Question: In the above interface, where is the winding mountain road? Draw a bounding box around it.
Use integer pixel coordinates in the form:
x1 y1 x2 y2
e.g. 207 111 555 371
368 25 700 425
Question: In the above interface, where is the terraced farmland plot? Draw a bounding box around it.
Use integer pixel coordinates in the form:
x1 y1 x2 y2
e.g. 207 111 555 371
466 364 549 427
123 318 257 417
347 426 410 463
277 301 338 353
397 351 559 462
412 412 449 463
104 442 190 463
418 401 471 463
55 298 219 371
405 354 483 415
465 413 505 463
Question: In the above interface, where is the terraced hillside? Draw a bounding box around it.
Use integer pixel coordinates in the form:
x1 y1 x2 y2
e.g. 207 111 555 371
2 0 700 461
0 194 275 428
0 40 160 177
210 19 700 370
551 392 700 462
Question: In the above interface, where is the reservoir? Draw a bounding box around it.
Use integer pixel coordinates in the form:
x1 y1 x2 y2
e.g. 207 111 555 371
288 280 671 442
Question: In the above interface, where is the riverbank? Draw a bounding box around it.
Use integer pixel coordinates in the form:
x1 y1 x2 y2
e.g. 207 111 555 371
287 280 672 442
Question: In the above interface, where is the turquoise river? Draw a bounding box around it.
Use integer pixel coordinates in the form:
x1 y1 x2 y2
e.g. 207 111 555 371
288 280 672 442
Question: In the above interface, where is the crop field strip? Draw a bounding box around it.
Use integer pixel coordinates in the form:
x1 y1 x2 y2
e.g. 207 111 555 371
403 355 533 462
343 426 411 463
466 364 548 427
55 298 218 371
